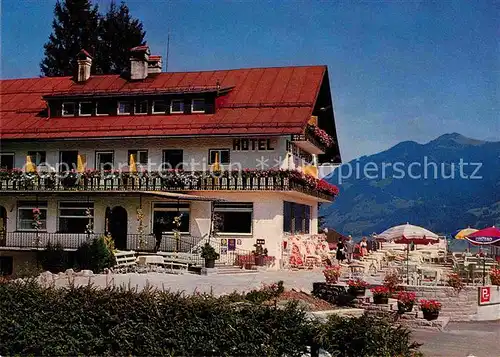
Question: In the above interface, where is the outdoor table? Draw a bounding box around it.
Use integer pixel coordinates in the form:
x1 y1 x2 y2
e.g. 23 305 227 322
418 266 442 283
137 255 164 266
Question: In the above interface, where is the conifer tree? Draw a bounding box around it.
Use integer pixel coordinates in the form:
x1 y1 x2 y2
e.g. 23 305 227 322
96 1 146 74
41 0 146 77
41 0 99 76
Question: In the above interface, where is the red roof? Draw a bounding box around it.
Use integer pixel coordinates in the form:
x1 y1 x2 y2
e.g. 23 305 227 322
0 65 327 140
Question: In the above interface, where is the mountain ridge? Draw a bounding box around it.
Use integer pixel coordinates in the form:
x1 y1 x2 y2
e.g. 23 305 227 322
321 133 500 236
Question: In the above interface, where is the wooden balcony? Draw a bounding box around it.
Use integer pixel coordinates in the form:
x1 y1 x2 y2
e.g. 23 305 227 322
0 170 335 201
291 130 327 154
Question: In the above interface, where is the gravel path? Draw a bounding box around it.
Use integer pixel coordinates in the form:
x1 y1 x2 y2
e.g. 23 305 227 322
412 321 500 357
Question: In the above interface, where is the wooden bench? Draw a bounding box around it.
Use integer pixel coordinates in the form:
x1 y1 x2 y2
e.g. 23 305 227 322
114 250 137 269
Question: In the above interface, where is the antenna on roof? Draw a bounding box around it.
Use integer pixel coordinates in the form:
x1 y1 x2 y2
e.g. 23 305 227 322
165 29 170 72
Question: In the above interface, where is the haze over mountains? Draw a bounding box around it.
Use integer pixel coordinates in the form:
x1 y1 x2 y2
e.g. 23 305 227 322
320 133 500 237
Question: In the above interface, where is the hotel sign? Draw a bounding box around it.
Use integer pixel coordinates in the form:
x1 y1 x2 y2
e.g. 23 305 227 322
232 138 274 151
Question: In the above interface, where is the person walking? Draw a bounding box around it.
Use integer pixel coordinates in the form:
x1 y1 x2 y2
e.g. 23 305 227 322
153 217 164 252
345 235 355 263
360 237 369 257
336 239 345 263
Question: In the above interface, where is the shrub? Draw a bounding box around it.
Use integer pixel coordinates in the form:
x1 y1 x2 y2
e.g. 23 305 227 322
383 270 402 293
75 236 115 273
245 281 284 304
314 313 422 357
323 265 342 284
446 272 464 293
490 267 500 285
37 242 70 273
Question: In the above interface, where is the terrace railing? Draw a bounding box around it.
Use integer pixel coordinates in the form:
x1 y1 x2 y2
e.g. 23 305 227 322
0 171 334 201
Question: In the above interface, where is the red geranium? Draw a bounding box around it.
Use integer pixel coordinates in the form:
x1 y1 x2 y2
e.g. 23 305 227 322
419 299 442 312
371 286 391 298
347 279 368 288
396 291 416 304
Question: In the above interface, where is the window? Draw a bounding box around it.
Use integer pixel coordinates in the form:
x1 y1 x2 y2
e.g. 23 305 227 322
0 256 13 276
96 151 114 171
62 102 76 116
59 151 78 172
79 101 93 116
117 101 132 115
135 100 148 114
128 150 148 169
170 99 184 114
209 149 230 165
191 98 205 113
58 202 94 234
214 202 253 234
0 153 14 170
162 149 183 170
27 151 46 166
152 203 190 233
152 100 168 114
96 101 111 116
283 201 311 234
17 201 47 231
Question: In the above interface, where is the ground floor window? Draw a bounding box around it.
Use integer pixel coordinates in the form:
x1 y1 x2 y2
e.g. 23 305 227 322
152 203 190 233
58 201 94 233
17 201 48 231
214 202 253 234
283 201 311 234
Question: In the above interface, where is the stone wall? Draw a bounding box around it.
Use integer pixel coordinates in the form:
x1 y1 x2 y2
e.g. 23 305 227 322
404 285 478 321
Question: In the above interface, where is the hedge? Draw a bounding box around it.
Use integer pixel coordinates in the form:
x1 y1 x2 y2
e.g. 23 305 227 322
0 280 422 357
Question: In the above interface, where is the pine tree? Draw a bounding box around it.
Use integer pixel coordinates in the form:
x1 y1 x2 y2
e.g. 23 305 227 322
96 1 146 74
40 0 146 77
41 0 99 76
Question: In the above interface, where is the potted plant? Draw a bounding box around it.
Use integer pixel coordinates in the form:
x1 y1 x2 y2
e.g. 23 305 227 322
252 242 268 266
419 299 442 321
61 170 79 188
347 279 368 297
396 291 416 314
200 242 219 268
371 286 391 304
323 265 342 284
446 272 465 293
490 267 500 286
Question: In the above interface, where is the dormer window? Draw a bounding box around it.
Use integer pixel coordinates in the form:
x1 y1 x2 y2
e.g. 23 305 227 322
135 100 148 115
170 99 184 114
191 98 205 113
79 101 93 116
117 101 132 115
96 101 110 116
152 100 167 114
62 102 76 117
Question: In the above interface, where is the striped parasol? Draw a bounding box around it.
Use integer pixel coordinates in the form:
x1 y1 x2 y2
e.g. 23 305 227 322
454 227 478 240
377 222 439 244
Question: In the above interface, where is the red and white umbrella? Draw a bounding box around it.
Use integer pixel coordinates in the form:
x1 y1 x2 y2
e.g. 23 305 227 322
466 226 500 246
377 223 439 245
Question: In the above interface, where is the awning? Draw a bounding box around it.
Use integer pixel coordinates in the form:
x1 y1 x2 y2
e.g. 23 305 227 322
0 190 223 202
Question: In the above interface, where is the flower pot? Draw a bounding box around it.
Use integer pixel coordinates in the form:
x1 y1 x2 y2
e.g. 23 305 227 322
422 310 439 321
205 259 215 269
373 295 389 304
348 287 366 297
325 277 339 284
397 301 414 314
255 255 265 266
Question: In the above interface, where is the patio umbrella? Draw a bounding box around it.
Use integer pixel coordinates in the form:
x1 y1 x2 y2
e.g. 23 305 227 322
455 227 479 240
465 226 500 285
377 223 439 284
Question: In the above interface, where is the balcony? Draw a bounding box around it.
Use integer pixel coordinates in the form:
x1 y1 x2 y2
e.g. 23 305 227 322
291 124 334 155
0 170 338 201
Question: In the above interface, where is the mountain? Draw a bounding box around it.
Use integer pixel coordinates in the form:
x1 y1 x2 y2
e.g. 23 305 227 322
320 133 500 237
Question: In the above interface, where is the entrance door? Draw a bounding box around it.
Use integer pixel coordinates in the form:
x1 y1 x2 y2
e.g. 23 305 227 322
0 206 6 246
109 206 128 250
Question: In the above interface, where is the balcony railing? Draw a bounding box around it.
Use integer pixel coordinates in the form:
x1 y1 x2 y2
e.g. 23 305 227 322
291 130 327 154
0 232 252 267
0 170 335 201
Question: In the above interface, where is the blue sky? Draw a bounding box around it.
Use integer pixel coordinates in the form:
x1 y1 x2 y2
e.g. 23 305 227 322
1 0 498 161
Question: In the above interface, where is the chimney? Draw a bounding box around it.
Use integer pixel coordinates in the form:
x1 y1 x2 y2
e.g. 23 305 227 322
130 45 150 80
76 49 92 82
147 55 162 74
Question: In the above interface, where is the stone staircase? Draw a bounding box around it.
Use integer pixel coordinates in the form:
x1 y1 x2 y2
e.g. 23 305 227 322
212 264 258 275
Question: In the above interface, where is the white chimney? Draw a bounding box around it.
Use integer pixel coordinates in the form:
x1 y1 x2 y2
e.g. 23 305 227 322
148 55 162 74
76 49 92 82
130 45 150 80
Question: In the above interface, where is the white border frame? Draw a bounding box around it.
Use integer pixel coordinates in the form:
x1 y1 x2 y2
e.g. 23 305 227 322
62 102 76 117
79 101 93 116
17 201 48 232
134 100 149 115
96 101 109 116
151 201 191 234
117 101 132 115
152 100 167 114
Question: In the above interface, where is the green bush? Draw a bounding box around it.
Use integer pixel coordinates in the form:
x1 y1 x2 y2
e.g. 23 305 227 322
37 242 70 273
75 236 115 273
0 280 421 357
314 314 422 357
